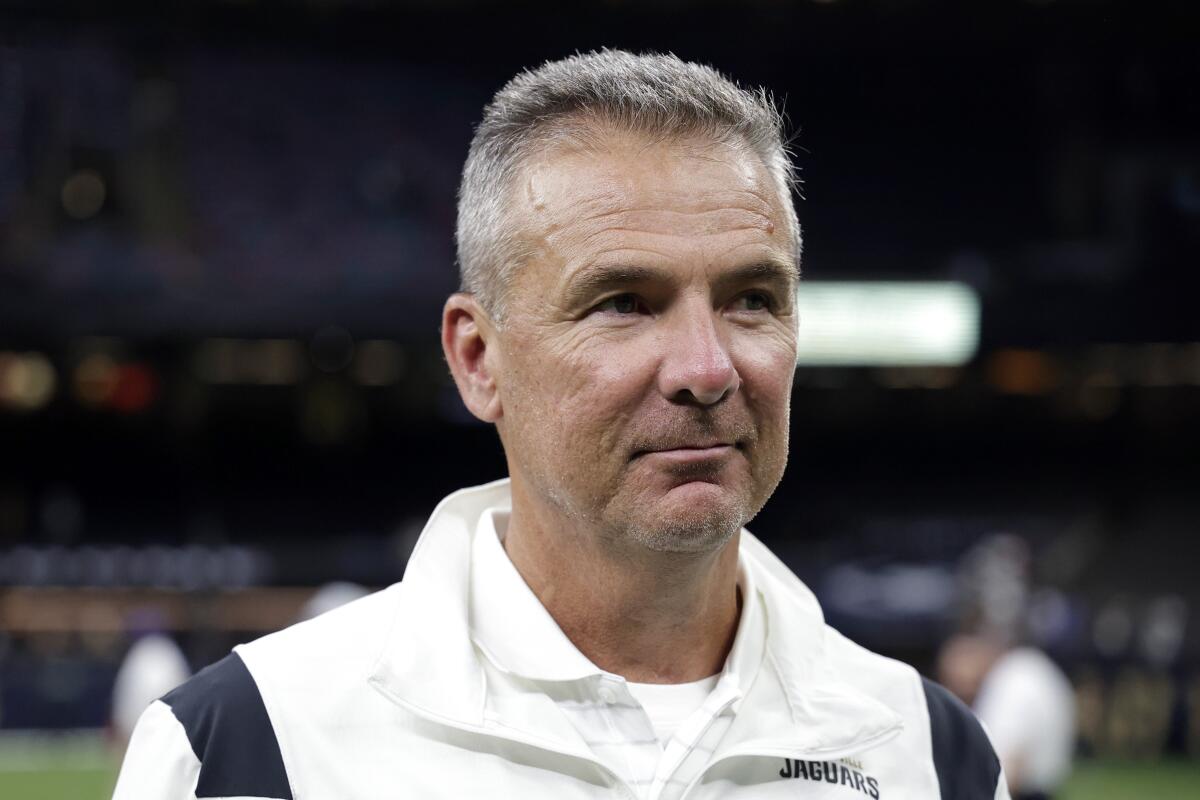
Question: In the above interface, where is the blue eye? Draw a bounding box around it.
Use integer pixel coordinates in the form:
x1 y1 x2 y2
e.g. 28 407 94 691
597 294 641 314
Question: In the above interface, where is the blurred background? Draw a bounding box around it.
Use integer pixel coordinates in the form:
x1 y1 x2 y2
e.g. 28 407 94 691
1 0 1198 797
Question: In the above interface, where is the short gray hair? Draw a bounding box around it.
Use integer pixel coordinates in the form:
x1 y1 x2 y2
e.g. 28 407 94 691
455 49 801 321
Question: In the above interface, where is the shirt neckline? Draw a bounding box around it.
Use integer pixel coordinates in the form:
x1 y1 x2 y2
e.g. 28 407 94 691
626 672 721 696
467 506 765 700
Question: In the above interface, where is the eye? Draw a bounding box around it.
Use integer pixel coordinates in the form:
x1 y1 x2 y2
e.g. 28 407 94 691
734 291 773 312
595 293 644 315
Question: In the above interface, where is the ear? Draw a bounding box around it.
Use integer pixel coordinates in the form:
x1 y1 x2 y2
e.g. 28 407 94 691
441 293 503 423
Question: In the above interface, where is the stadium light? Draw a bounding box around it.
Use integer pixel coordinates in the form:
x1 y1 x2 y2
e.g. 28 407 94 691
794 281 980 367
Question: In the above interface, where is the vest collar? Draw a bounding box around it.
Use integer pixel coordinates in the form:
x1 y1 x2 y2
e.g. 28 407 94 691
368 479 903 755
367 480 504 728
731 533 905 755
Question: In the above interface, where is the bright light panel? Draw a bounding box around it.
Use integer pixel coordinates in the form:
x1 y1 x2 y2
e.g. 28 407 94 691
794 281 980 366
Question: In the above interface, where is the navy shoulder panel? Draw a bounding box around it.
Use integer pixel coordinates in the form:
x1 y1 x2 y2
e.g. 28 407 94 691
161 652 293 800
922 676 1002 800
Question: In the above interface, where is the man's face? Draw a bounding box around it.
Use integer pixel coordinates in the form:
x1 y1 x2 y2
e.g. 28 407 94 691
491 130 798 554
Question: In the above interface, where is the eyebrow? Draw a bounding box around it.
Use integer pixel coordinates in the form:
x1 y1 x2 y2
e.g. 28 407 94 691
560 263 674 309
560 259 800 310
713 260 800 295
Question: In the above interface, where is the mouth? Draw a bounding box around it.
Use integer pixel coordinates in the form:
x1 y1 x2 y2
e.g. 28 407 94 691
633 441 741 461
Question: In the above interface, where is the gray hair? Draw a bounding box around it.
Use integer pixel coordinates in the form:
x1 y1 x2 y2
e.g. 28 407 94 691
455 48 801 322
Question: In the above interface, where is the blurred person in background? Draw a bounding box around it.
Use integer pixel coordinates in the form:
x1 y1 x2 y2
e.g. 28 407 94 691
297 581 370 622
112 50 1009 799
938 536 1076 800
110 634 190 750
939 634 1075 800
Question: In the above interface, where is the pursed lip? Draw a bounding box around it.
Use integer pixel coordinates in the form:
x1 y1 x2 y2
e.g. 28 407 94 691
633 441 739 460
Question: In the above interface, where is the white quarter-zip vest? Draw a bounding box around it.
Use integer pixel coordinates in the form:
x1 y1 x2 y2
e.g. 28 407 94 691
113 479 1009 800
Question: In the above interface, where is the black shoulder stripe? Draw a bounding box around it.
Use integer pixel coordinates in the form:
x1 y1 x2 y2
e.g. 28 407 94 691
922 676 1002 800
161 652 294 800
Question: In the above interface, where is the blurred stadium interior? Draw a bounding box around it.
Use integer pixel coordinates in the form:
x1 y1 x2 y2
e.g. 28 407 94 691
1 0 1199 796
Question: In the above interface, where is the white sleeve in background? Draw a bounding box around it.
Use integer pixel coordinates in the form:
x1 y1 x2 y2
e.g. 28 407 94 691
973 648 1075 793
112 699 201 800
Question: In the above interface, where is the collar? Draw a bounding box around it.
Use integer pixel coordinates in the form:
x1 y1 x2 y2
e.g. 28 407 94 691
727 532 905 755
468 503 767 705
468 506 598 682
368 479 902 754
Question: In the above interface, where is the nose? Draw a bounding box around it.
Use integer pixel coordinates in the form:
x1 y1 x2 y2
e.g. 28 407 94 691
657 301 740 407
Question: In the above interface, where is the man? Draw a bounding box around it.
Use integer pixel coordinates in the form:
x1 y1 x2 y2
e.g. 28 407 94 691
939 635 1075 800
938 536 1076 800
111 633 190 748
114 50 1009 799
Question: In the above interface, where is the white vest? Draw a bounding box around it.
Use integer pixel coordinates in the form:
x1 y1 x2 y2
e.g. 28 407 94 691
114 479 1008 800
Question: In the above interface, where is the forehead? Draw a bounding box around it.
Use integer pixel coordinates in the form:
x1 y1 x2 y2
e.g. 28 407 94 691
511 130 792 279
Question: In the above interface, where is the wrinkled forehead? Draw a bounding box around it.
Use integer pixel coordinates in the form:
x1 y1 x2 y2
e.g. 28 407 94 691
512 127 791 250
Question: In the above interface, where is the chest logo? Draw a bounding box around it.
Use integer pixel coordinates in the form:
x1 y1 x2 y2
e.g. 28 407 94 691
778 758 880 798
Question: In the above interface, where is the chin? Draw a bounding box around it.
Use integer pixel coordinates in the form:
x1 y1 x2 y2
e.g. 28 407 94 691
625 483 748 554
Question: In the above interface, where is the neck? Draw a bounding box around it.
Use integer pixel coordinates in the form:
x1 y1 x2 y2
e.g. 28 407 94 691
502 479 742 684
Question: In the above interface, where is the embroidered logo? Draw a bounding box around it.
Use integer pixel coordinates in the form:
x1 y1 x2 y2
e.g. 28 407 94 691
778 758 880 798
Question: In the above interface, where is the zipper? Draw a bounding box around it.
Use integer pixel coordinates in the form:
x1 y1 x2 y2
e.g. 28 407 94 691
371 670 900 800
648 686 741 800
678 724 904 798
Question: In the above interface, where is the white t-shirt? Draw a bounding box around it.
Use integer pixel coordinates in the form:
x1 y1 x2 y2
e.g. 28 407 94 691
973 647 1076 793
627 673 722 747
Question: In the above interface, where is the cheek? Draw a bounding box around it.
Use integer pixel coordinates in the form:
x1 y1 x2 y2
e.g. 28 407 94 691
733 336 795 476
503 335 652 455
733 332 795 413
